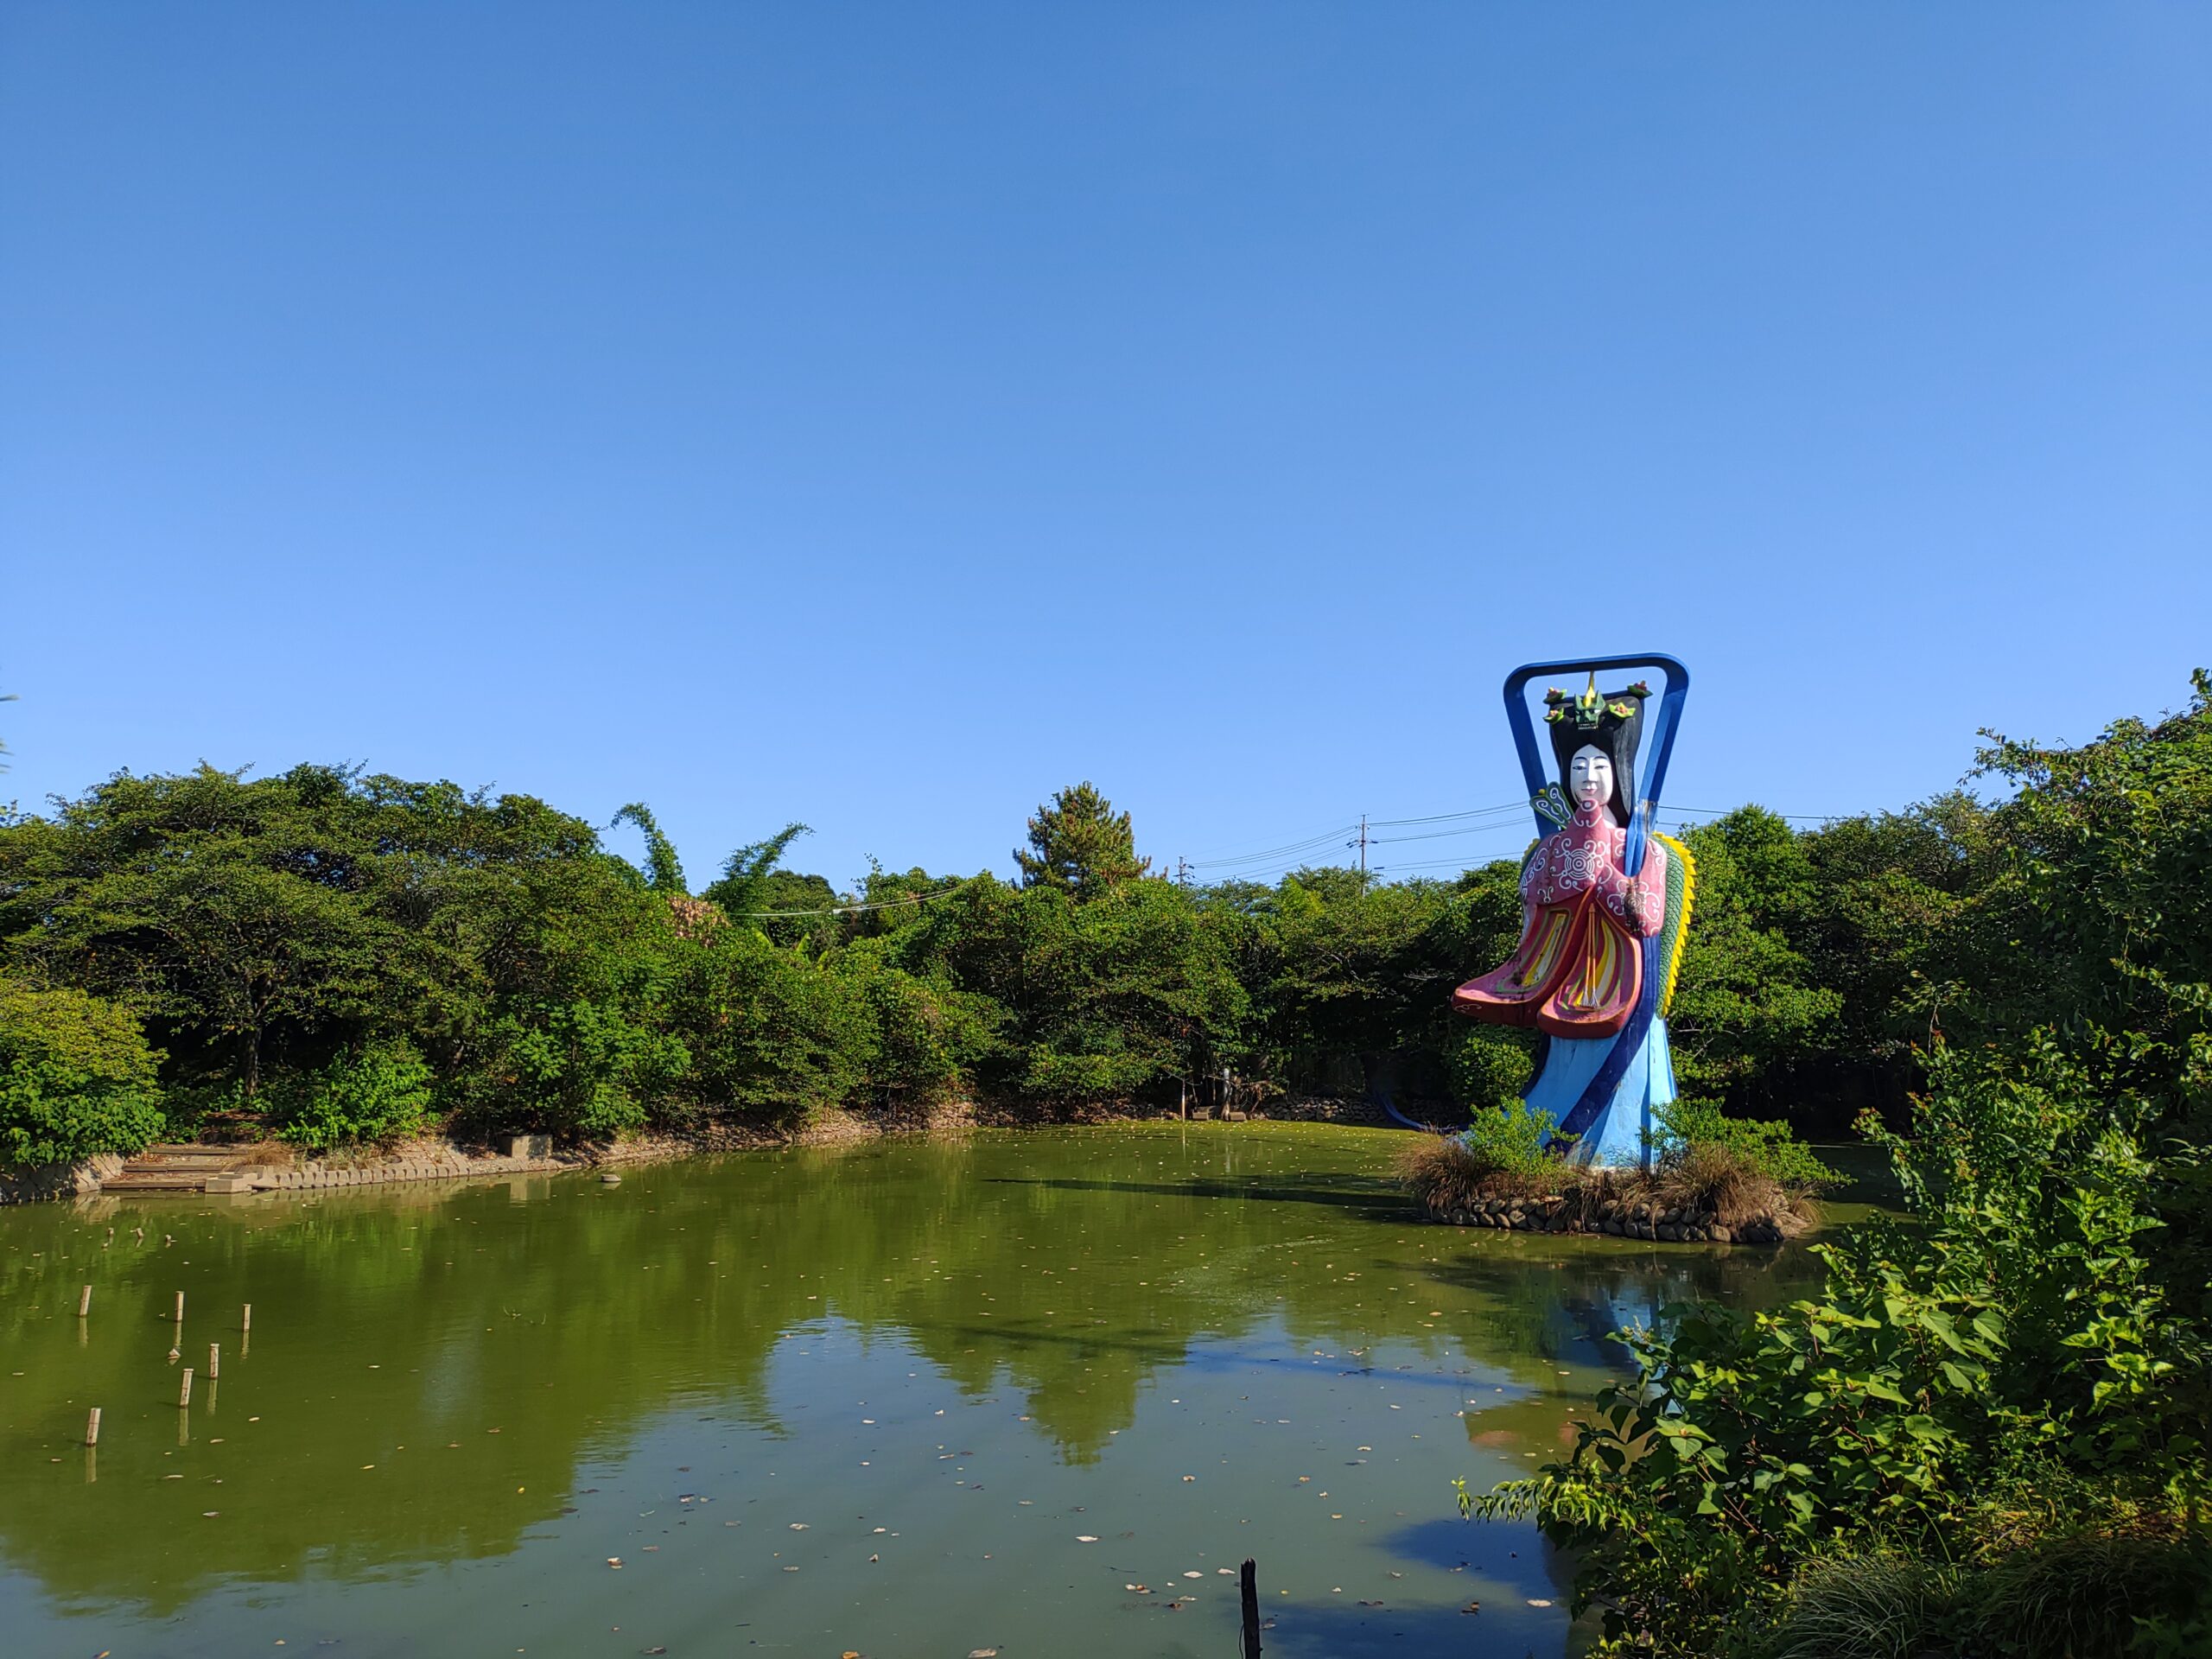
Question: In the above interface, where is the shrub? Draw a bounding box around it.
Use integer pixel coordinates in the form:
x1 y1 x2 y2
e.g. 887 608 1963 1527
1466 1041 2209 1656
275 1039 435 1149
1657 1096 1838 1191
1465 1096 1564 1179
0 978 164 1167
1395 1100 1563 1210
493 999 690 1138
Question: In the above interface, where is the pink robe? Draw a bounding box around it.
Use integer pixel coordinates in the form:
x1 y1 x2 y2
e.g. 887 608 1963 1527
1452 808 1668 1040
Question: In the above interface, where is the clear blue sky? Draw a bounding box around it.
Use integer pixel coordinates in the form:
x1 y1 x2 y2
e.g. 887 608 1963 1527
4 5 2207 889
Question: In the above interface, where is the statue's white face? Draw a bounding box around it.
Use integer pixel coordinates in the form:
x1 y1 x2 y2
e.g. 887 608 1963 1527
1569 745 1616 816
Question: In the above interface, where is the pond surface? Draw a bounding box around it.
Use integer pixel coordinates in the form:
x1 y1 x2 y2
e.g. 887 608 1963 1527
1 1124 1840 1658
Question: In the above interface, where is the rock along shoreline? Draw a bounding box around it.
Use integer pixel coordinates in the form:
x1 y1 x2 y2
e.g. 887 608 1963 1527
1424 1192 1796 1245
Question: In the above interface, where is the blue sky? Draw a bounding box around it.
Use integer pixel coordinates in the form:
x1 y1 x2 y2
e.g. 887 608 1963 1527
4 5 2206 890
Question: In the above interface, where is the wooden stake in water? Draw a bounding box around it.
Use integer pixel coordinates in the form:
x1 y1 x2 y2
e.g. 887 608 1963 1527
173 1291 185 1323
84 1408 101 1446
207 1341 220 1379
78 1285 92 1318
241 1302 252 1334
1241 1558 1262 1658
178 1368 194 1408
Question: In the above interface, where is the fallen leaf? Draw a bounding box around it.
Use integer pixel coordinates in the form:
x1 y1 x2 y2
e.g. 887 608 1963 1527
1075 1535 1098 1542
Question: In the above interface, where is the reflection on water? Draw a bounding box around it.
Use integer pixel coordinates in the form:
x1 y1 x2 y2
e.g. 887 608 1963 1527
0 1124 1834 1656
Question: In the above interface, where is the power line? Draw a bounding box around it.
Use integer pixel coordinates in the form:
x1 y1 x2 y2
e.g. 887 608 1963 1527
1184 822 1360 869
1366 801 1529 829
738 800 1853 913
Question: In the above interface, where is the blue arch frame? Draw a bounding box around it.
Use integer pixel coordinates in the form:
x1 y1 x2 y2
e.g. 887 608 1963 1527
1502 652 1690 877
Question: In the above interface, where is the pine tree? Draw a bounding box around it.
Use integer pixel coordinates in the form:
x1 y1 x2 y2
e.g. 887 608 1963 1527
1014 782 1151 898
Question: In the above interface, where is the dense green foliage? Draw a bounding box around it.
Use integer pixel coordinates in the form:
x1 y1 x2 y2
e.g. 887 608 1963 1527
0 677 2202 1186
1656 1097 1840 1192
1459 1096 1561 1181
0 976 165 1166
273 1039 435 1149
1471 672 2212 1656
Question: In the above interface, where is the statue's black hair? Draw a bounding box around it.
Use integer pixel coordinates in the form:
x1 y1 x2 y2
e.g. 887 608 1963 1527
1546 683 1646 826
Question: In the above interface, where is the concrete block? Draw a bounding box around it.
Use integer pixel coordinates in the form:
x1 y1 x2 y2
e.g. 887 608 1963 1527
508 1135 551 1160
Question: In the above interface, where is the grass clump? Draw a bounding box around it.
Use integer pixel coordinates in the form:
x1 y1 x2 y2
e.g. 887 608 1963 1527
1758 1554 1943 1659
1960 1527 2210 1659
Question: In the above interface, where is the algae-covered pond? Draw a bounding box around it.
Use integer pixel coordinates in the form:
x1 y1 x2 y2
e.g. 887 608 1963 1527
1 1124 1842 1657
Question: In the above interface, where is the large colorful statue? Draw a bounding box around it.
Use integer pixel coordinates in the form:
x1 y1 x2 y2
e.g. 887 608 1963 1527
1452 655 1695 1167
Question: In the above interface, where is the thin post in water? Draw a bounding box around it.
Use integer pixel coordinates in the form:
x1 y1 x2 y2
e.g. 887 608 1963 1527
84 1407 101 1446
207 1341 220 1379
241 1302 252 1333
78 1285 92 1318
173 1291 185 1323
178 1367 194 1408
1241 1557 1262 1659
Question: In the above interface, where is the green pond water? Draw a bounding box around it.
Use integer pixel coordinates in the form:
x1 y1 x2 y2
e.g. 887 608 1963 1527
0 1124 1864 1659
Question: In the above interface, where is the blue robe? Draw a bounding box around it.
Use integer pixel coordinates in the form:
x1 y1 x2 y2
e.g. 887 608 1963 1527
1522 1017 1676 1169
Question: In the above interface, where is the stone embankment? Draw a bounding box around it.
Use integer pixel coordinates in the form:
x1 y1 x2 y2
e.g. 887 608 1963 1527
1428 1194 1793 1244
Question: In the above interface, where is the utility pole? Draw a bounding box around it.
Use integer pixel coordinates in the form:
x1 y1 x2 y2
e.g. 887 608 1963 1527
1350 816 1370 883
1176 855 1192 887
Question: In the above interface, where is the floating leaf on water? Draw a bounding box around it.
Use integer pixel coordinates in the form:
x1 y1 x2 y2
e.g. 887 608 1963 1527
1075 1535 1098 1542
1528 1598 1554 1607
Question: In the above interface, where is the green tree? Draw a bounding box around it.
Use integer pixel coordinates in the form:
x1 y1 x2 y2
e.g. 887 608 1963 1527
1014 782 1151 897
887 874 1241 1106
1667 808 1844 1118
0 766 409 1096
669 927 868 1122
